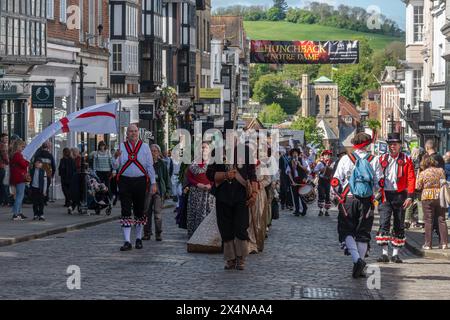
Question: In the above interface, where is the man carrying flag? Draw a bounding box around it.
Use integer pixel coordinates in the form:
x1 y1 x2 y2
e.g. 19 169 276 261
113 124 157 251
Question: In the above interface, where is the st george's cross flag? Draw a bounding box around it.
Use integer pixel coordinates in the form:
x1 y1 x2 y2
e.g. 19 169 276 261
23 101 119 160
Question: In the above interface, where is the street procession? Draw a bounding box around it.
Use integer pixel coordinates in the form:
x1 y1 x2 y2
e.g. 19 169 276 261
1 0 450 303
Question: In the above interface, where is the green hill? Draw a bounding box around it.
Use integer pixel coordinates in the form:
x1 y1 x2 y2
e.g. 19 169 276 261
243 21 403 52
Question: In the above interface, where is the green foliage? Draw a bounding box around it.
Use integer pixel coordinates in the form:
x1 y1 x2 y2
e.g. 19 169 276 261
258 103 288 124
290 117 324 148
253 73 300 114
249 64 271 97
365 119 381 131
217 2 404 37
266 7 284 21
331 38 378 105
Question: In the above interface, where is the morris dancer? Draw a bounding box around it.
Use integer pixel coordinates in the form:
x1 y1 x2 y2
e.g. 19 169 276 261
113 124 157 251
332 132 383 278
314 150 333 216
376 133 415 263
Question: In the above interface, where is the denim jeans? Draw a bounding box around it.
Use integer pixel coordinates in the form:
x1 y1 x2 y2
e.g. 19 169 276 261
12 183 25 215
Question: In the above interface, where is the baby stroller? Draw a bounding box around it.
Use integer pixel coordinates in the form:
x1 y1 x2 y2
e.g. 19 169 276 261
69 170 112 216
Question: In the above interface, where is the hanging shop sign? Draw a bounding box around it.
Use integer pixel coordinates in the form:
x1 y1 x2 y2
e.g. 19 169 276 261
31 85 55 108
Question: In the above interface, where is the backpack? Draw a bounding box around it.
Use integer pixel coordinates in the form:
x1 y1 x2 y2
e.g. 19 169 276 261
348 152 375 198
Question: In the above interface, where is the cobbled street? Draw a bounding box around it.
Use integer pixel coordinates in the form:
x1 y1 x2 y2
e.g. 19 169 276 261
1 205 450 300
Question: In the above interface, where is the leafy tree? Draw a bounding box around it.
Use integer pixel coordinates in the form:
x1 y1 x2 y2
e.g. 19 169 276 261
253 74 300 114
258 103 288 124
290 117 324 149
273 0 288 14
266 6 284 21
249 64 271 96
332 38 378 105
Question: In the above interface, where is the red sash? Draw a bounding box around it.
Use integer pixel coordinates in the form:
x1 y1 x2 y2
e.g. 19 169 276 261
117 140 149 190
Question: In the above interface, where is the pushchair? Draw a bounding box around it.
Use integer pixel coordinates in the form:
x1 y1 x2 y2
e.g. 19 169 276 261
69 170 112 216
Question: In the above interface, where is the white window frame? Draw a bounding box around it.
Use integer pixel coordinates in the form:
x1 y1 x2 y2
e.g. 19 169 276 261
60 0 67 23
47 0 54 19
413 69 422 108
413 6 423 43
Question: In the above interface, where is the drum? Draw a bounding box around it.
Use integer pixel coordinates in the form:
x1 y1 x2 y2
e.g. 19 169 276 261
298 183 317 204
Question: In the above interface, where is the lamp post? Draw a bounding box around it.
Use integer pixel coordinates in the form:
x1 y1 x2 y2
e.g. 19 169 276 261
390 109 395 133
79 59 87 213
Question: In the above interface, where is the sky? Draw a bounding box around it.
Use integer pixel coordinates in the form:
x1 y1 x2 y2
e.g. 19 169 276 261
211 0 406 30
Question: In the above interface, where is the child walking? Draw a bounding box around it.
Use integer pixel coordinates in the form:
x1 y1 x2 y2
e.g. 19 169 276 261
30 158 48 221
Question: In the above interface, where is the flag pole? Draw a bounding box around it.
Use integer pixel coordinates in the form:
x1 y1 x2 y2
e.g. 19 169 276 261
118 100 122 149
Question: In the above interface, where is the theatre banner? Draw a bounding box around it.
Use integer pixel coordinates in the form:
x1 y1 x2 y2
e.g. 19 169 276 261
250 40 359 64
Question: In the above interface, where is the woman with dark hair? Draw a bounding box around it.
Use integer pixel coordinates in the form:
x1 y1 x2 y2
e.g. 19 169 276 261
58 148 76 207
186 142 215 238
416 155 448 250
93 141 113 194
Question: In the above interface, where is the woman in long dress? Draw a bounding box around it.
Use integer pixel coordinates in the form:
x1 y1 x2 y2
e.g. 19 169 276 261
186 142 215 238
248 160 271 254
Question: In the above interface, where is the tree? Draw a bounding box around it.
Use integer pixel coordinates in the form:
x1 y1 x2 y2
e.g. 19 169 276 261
332 38 378 105
253 73 300 114
273 0 288 14
290 117 324 149
266 6 284 21
258 103 288 124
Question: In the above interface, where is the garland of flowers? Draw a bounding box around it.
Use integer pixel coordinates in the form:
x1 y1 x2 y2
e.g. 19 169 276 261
156 86 178 148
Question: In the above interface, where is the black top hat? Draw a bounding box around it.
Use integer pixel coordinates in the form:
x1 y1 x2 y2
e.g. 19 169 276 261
387 132 402 144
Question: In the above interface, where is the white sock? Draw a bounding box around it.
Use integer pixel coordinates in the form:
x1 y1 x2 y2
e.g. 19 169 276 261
393 247 399 256
123 227 131 243
382 245 389 256
357 242 368 259
345 236 360 263
135 225 143 240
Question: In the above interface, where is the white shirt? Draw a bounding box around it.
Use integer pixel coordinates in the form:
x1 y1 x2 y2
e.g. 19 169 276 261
314 161 333 178
285 157 310 177
333 149 383 196
112 141 156 184
382 154 399 191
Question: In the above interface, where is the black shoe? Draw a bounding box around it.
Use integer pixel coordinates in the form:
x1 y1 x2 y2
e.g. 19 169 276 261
293 211 300 216
135 239 143 249
155 233 162 241
325 211 330 216
19 214 28 219
391 255 403 263
377 254 390 263
352 258 366 278
318 211 324 217
300 211 307 216
39 216 45 221
120 242 132 251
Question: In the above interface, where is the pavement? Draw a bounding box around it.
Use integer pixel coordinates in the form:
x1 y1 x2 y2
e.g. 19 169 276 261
0 199 175 248
1 202 450 299
1 199 449 261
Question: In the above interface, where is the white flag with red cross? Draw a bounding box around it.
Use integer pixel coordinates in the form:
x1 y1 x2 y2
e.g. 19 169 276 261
23 101 119 160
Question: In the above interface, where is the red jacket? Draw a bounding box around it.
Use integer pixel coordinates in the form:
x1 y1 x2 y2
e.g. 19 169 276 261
10 152 29 186
380 152 416 198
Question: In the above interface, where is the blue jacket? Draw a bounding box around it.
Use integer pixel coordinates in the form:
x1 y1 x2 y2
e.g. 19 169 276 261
445 163 450 181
